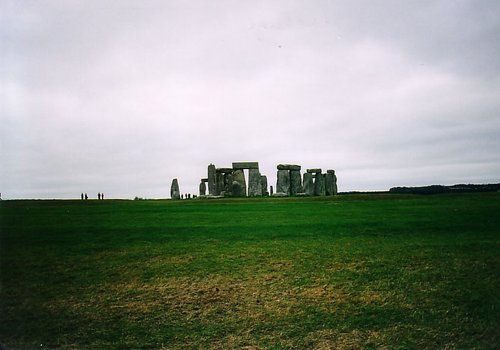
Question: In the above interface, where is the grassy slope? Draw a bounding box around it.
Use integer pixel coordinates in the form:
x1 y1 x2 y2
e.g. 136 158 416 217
0 193 499 349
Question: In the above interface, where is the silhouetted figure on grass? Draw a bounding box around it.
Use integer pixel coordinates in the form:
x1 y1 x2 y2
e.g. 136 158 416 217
81 193 84 200
98 193 101 200
85 193 88 200
102 193 104 200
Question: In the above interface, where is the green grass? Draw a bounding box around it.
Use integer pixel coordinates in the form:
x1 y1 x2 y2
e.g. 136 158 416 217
1 193 499 349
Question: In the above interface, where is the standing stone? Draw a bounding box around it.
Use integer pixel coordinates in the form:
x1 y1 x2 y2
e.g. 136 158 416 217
290 170 302 195
276 169 290 195
270 185 274 196
224 173 233 195
248 168 262 196
216 172 224 196
330 170 338 195
325 171 334 196
170 178 180 199
231 181 243 197
199 181 206 196
232 169 247 197
260 175 268 196
303 173 314 196
314 173 326 196
208 164 216 195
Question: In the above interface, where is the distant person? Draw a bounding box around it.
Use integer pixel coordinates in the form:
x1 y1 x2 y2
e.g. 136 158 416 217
85 193 88 200
98 193 101 200
102 193 104 200
81 193 84 200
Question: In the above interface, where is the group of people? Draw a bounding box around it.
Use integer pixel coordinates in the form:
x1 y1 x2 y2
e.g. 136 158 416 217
80 193 105 200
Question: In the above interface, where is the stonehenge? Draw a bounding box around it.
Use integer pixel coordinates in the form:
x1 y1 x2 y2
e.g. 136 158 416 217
172 161 337 199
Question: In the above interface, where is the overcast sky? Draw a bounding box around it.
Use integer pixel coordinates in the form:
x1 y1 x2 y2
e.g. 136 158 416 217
1 0 500 199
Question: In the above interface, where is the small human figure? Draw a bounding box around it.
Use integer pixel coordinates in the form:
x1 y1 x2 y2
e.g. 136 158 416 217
101 193 104 200
85 193 88 200
81 193 84 200
97 193 100 200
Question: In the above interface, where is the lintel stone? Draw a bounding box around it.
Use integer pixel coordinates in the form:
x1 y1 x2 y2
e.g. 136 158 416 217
216 168 233 173
232 162 259 169
277 164 301 171
307 168 322 173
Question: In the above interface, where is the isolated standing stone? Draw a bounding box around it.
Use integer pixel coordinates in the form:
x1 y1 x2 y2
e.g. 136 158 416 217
314 173 326 196
277 169 290 195
208 164 216 195
290 169 302 195
303 172 314 196
248 168 262 196
170 178 180 200
260 175 268 196
232 169 247 197
199 181 206 196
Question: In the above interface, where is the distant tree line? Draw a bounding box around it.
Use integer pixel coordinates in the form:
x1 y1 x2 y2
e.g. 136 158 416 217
389 183 500 195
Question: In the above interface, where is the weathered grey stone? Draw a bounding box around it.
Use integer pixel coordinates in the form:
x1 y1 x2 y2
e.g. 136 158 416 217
277 164 301 171
208 164 216 195
170 178 180 199
260 175 268 196
325 172 334 196
224 173 233 195
290 169 302 195
201 178 208 182
307 168 322 174
303 172 314 196
231 180 243 197
199 181 206 196
276 169 290 195
216 172 224 195
232 169 247 197
232 162 259 170
325 170 338 195
248 168 262 196
216 167 233 173
314 173 326 196
272 192 288 197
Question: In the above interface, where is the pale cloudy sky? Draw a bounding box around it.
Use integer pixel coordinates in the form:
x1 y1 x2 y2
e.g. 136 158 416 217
1 0 500 199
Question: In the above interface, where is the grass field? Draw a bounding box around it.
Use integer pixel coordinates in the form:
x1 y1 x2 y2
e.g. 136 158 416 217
1 193 499 349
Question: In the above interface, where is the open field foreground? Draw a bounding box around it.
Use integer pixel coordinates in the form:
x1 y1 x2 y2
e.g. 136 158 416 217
1 193 499 349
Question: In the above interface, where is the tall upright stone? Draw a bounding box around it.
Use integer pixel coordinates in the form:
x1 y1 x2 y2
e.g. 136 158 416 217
170 178 180 199
208 164 216 195
215 172 224 195
303 172 314 196
232 169 247 197
260 175 268 196
314 173 326 196
248 168 262 196
231 181 243 197
199 181 206 196
290 169 302 195
276 169 290 195
224 173 233 195
326 170 337 196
